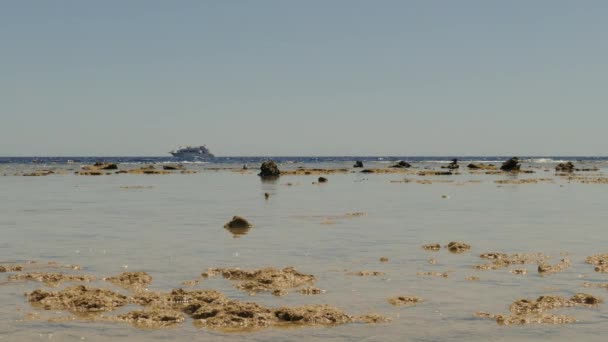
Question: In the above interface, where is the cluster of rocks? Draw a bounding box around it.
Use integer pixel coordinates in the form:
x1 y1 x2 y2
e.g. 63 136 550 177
475 293 602 326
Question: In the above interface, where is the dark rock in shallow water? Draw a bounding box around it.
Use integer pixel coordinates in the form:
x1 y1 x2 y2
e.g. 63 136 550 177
391 161 411 168
259 160 280 178
353 161 364 168
94 162 118 170
500 157 521 172
163 164 184 170
442 159 459 170
224 216 253 229
555 162 575 172
318 177 328 183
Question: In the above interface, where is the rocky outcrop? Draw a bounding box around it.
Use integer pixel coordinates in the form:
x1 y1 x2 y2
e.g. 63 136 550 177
555 162 575 172
224 216 253 229
500 157 521 172
353 161 364 168
391 161 411 168
259 161 280 178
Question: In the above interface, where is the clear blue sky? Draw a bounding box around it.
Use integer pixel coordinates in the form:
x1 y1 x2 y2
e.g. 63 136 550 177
1 1 606 156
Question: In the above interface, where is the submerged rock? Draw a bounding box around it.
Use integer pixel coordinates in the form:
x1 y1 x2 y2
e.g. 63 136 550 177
259 161 280 178
356 313 392 323
8 272 94 286
105 272 152 288
422 243 441 251
500 157 521 172
117 309 185 328
353 160 364 168
388 296 421 306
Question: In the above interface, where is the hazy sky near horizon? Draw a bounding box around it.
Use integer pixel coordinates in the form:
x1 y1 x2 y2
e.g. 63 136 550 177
1 1 607 156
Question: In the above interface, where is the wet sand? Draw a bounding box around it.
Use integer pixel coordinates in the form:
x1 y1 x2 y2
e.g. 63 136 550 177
2 160 608 341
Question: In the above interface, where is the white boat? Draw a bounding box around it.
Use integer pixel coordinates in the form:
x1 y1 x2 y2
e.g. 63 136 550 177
169 145 215 159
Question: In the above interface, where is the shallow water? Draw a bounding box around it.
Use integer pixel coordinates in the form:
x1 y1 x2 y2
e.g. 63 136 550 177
1 163 608 341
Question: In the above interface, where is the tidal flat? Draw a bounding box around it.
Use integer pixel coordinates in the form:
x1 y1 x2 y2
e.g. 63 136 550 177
1 159 608 341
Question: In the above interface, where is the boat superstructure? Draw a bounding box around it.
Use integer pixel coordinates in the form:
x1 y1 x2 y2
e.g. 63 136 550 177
169 145 215 159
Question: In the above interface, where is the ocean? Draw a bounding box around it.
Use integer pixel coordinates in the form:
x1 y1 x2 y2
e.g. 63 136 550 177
1 157 608 341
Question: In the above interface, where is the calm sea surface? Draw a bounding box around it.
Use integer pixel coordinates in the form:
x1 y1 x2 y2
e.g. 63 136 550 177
1 158 608 341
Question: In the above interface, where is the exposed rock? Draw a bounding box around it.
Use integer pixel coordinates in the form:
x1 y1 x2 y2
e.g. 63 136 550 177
422 243 441 251
476 293 601 326
224 216 253 229
274 305 352 325
570 293 602 305
23 170 54 176
585 253 608 272
163 164 185 170
259 160 280 178
417 171 453 176
555 162 575 172
388 296 421 306
467 163 497 170
500 157 521 172
390 161 411 168
446 241 471 254
105 272 152 288
27 285 128 313
318 177 328 183
95 162 118 170
441 159 459 169
205 267 315 294
8 272 95 286
353 160 364 168
264 192 270 200
538 258 571 275
475 253 547 271
379 257 389 263
190 299 276 330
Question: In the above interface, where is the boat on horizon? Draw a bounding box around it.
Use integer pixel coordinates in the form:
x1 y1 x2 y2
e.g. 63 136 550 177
169 145 215 160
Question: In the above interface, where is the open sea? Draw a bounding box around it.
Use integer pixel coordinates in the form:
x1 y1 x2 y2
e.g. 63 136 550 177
1 156 608 341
